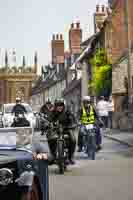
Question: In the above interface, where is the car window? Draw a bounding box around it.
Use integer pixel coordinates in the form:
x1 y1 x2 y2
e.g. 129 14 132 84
25 105 33 113
4 104 33 113
4 105 14 113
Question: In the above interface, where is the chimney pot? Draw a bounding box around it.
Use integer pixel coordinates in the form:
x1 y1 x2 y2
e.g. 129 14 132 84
56 34 59 40
71 23 74 28
102 5 105 12
53 34 55 40
96 5 99 12
76 22 80 29
60 34 63 40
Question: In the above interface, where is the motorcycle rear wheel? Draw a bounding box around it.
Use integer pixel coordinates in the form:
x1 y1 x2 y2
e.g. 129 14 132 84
58 141 65 174
87 135 96 160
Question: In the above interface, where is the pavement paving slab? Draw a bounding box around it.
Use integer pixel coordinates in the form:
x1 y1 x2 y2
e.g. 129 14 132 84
104 129 133 147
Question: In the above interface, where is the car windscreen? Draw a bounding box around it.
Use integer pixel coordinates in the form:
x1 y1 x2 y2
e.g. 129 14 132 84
25 105 33 113
4 105 14 113
4 104 33 113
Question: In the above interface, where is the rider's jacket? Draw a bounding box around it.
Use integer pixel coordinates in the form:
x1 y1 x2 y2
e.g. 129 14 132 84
80 105 95 125
11 104 27 115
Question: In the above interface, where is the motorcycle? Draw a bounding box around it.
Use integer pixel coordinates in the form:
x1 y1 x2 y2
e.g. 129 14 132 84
11 113 30 127
82 124 96 160
47 121 70 174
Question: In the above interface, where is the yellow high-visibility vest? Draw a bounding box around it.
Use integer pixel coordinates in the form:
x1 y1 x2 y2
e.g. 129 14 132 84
81 105 95 124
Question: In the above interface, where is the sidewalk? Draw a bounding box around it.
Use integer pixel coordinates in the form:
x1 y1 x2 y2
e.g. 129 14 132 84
103 129 133 147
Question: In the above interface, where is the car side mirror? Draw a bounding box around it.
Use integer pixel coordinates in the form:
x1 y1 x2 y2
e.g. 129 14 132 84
33 112 38 116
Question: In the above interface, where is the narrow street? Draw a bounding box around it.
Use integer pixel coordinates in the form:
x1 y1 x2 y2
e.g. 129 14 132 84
35 131 133 200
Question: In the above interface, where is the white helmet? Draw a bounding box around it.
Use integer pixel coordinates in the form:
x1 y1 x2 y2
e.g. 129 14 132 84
82 96 91 102
16 97 21 103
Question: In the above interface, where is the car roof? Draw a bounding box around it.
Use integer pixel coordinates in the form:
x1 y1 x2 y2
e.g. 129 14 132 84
3 103 30 106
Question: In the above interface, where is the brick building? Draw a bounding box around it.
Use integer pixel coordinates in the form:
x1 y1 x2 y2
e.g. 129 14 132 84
108 0 133 130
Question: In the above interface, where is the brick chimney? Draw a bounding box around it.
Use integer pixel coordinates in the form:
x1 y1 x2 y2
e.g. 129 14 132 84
94 4 107 33
56 34 59 40
60 34 63 40
51 33 64 64
71 23 74 28
69 22 82 54
102 5 105 12
96 5 99 12
52 34 55 40
76 22 80 29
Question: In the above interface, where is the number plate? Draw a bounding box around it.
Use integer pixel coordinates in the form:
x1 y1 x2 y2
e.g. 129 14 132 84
85 124 94 130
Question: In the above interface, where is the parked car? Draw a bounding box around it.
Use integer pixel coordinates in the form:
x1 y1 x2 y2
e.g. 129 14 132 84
0 103 36 128
0 127 49 200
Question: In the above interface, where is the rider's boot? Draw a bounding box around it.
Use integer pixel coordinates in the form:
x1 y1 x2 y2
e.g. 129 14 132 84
69 159 75 165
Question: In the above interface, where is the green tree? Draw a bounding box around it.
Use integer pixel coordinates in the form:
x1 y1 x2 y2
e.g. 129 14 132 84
89 49 112 97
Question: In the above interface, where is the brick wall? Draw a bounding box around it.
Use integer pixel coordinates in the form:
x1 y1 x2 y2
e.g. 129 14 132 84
111 0 128 64
127 0 133 43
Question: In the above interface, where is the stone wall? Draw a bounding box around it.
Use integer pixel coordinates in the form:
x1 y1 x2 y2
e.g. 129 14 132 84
112 57 127 95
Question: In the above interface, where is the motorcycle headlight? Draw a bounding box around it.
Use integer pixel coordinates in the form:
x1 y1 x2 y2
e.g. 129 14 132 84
0 168 13 186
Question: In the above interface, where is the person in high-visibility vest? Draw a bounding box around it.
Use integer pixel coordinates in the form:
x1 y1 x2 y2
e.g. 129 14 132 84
77 96 103 152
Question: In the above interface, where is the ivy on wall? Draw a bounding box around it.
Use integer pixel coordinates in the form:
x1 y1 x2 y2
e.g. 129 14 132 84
89 49 112 97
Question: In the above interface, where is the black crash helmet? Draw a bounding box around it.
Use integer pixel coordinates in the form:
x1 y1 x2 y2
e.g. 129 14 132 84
54 98 65 107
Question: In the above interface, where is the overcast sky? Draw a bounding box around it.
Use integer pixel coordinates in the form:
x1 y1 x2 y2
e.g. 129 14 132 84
0 0 107 70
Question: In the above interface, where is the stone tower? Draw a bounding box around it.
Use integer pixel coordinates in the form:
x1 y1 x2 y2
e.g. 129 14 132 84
34 51 38 73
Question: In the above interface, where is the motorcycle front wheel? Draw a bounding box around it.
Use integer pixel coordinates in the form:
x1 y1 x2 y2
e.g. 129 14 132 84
87 134 96 160
57 140 65 174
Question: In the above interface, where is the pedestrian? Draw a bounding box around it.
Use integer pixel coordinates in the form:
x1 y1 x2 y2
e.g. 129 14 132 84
96 96 109 129
107 95 114 129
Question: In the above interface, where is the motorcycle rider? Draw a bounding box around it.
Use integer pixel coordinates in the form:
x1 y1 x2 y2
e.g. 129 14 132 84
40 99 54 135
48 98 76 165
77 96 103 152
11 97 29 127
12 97 27 115
40 98 54 116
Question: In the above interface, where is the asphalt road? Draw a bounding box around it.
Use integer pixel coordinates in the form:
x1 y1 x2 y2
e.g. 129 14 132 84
34 131 133 200
48 136 133 200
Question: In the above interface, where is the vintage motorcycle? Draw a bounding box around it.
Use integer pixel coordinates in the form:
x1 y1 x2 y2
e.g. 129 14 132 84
47 120 70 174
11 113 30 127
82 124 96 160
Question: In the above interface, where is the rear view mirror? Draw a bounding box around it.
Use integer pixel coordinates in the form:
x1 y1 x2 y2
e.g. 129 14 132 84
34 112 38 116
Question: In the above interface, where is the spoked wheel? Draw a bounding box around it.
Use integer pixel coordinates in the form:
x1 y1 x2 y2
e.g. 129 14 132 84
21 179 40 200
87 135 96 160
58 141 65 174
